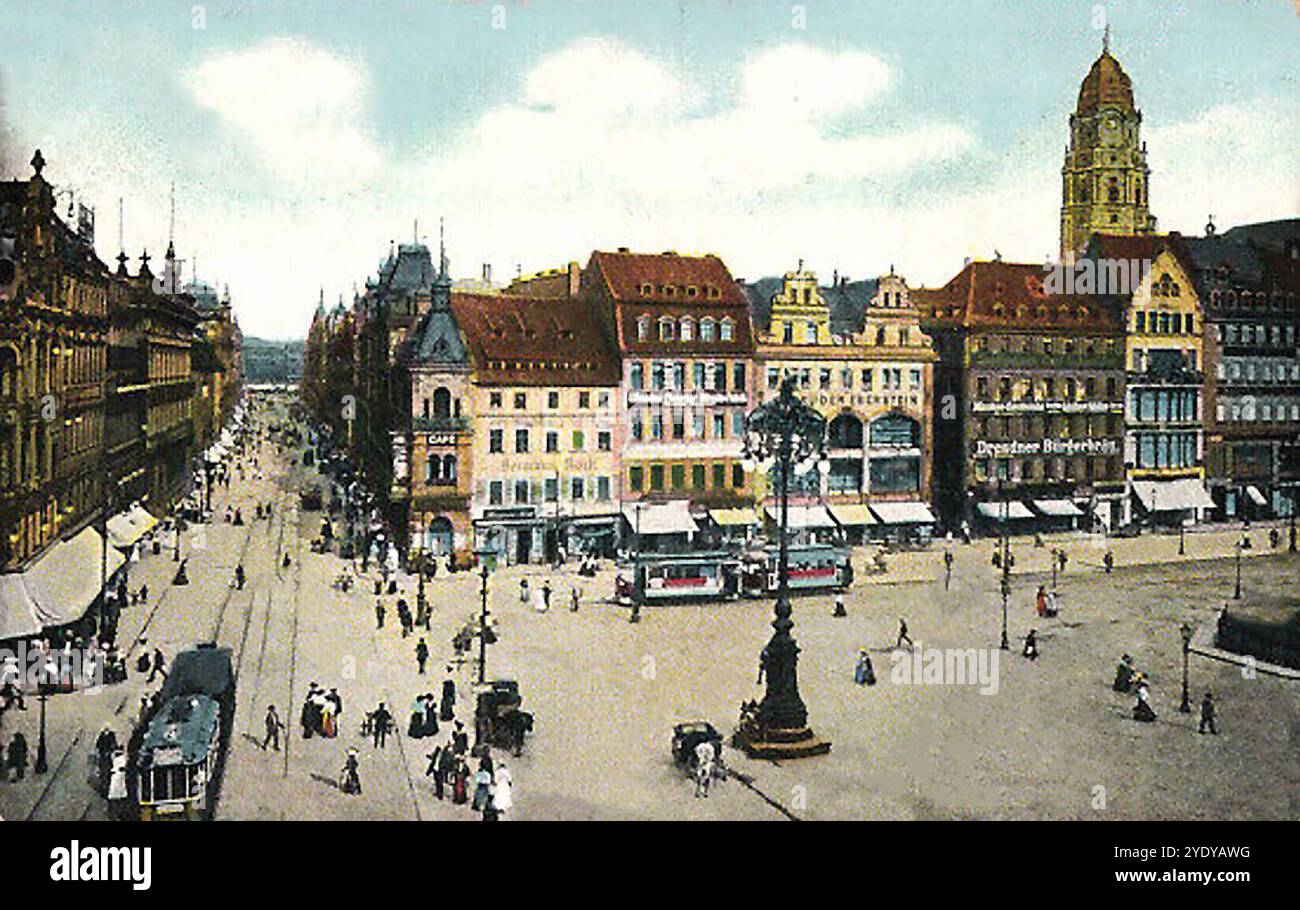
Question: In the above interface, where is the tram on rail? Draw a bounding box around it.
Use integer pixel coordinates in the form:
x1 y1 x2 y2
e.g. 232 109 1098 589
132 643 235 821
614 551 741 605
739 544 853 597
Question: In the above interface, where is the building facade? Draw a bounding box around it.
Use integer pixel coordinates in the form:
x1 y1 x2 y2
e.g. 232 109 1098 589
917 260 1128 532
581 249 756 512
453 292 622 565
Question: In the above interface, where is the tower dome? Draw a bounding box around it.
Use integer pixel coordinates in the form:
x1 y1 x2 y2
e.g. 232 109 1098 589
1075 50 1135 115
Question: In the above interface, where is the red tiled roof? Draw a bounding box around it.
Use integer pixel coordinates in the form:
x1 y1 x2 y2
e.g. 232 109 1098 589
1076 51 1135 115
587 250 747 306
449 292 620 387
913 260 1123 331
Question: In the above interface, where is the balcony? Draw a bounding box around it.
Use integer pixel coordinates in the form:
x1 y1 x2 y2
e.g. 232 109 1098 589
412 415 469 432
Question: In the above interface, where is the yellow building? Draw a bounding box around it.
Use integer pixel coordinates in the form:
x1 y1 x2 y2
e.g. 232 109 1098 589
747 265 937 541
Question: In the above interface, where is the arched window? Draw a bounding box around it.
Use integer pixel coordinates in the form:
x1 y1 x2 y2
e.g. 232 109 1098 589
636 315 650 340
679 317 694 341
443 454 457 483
425 456 439 484
869 412 920 448
828 413 864 449
433 387 452 420
699 318 715 342
658 317 675 341
719 318 734 341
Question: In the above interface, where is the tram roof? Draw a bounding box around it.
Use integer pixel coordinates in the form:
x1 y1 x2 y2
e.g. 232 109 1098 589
140 694 221 766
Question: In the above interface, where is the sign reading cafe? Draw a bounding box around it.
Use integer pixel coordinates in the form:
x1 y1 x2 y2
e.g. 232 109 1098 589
974 438 1119 458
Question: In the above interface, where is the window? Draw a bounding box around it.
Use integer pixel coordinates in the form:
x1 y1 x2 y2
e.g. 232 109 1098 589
720 318 734 341
713 362 727 391
713 413 725 438
862 369 873 389
629 466 644 492
637 316 650 340
489 429 504 453
732 464 744 487
783 322 794 343
909 369 921 388
630 362 643 390
596 476 611 501
650 465 665 491
489 481 504 505
545 431 558 453
806 321 818 342
732 410 745 437
579 391 590 409
490 391 502 408
671 465 686 490
733 362 746 391
680 318 693 341
652 413 664 439
652 362 665 390
672 362 685 390
514 392 526 409
700 318 715 342
571 477 585 501
572 430 585 450
514 479 530 504
672 410 685 439
692 464 706 490
597 431 611 451
692 412 705 439
659 317 675 341
548 391 560 409
767 367 779 389
712 464 726 489
515 428 529 453
544 477 559 502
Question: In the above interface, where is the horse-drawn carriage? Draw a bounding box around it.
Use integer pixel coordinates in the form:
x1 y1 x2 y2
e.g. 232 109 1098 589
476 679 534 756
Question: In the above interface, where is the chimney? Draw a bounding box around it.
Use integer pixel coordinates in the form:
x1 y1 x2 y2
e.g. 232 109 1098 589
568 261 580 298
482 262 492 285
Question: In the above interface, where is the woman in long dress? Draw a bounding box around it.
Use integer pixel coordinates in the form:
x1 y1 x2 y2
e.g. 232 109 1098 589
533 585 548 613
491 763 514 819
408 697 426 738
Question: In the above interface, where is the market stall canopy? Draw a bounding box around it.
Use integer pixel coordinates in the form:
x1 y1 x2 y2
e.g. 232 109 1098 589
23 526 125 627
868 502 937 525
709 508 759 527
827 504 876 527
765 504 836 529
106 502 159 549
976 501 1035 520
622 501 698 535
1031 499 1084 518
1131 478 1215 512
0 574 41 640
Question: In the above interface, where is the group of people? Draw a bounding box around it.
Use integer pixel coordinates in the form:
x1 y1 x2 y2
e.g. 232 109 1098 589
426 745 514 819
301 683 344 739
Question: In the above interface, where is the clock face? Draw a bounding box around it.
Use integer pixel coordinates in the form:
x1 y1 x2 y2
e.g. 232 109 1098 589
1101 114 1120 144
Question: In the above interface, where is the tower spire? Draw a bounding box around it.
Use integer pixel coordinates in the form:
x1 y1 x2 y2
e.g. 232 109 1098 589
1102 24 1110 55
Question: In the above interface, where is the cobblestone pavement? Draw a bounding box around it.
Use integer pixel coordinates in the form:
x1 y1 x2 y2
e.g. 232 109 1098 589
3 412 1297 821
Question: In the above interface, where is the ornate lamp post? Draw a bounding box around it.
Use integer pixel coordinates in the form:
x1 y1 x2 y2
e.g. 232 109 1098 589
1179 621 1193 713
990 478 1011 651
734 378 830 759
34 688 50 774
477 562 491 684
631 502 643 624
1289 487 1297 554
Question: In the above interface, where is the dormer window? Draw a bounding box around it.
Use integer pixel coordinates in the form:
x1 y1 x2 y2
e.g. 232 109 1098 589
707 286 721 300
719 317 734 341
699 317 715 342
636 315 650 340
679 317 694 341
658 317 675 341
686 286 699 298
640 283 654 296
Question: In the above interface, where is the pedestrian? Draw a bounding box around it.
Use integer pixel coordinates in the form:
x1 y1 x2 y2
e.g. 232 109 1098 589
492 762 513 819
138 583 148 603
1036 585 1047 618
6 731 28 781
1022 629 1039 661
1057 551 1068 574
371 702 392 748
301 684 319 739
415 638 429 674
436 743 456 799
234 564 245 590
452 720 468 756
519 578 530 604
832 592 847 617
342 748 361 795
693 739 715 798
1103 551 1114 574
571 586 581 612
854 649 876 685
1199 691 1217 735
94 725 118 794
440 678 456 722
147 647 167 683
472 759 493 811
943 550 954 589
262 704 284 751
896 618 913 650
375 600 385 629
107 749 128 819
542 580 552 610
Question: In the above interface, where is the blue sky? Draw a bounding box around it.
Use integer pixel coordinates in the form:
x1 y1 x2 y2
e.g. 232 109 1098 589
1 0 1296 338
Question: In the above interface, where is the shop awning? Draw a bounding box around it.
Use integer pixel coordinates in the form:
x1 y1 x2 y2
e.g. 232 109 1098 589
1132 479 1215 512
1032 499 1084 518
827 504 876 527
1246 485 1267 507
709 508 759 528
623 501 698 535
868 502 936 525
976 501 1035 520
0 574 41 640
23 527 125 627
765 505 836 530
105 502 159 549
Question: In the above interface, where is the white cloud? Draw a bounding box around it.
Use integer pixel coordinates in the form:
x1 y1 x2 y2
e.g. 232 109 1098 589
185 37 380 191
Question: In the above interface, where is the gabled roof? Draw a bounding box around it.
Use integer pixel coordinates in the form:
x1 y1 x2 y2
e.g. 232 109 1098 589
587 250 746 306
741 276 881 336
913 260 1122 331
402 304 469 368
1085 232 1197 299
450 292 620 386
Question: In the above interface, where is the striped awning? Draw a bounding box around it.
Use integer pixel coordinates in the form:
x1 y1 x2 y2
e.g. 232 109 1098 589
868 502 937 525
828 504 876 526
1032 499 1084 518
976 501 1035 520
765 505 836 530
709 508 759 527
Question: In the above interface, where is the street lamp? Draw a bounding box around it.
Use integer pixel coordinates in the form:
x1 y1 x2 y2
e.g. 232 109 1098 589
1289 487 1297 554
1233 537 1243 600
631 502 643 624
1179 621 1193 713
1179 517 1186 556
734 378 830 758
990 478 1011 651
477 562 491 684
34 688 50 774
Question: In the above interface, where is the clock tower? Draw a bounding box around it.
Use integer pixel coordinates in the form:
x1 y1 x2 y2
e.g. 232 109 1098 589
1059 30 1156 260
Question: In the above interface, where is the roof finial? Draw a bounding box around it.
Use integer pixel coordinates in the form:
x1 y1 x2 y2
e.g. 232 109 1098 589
1102 23 1110 55
1206 215 1216 236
